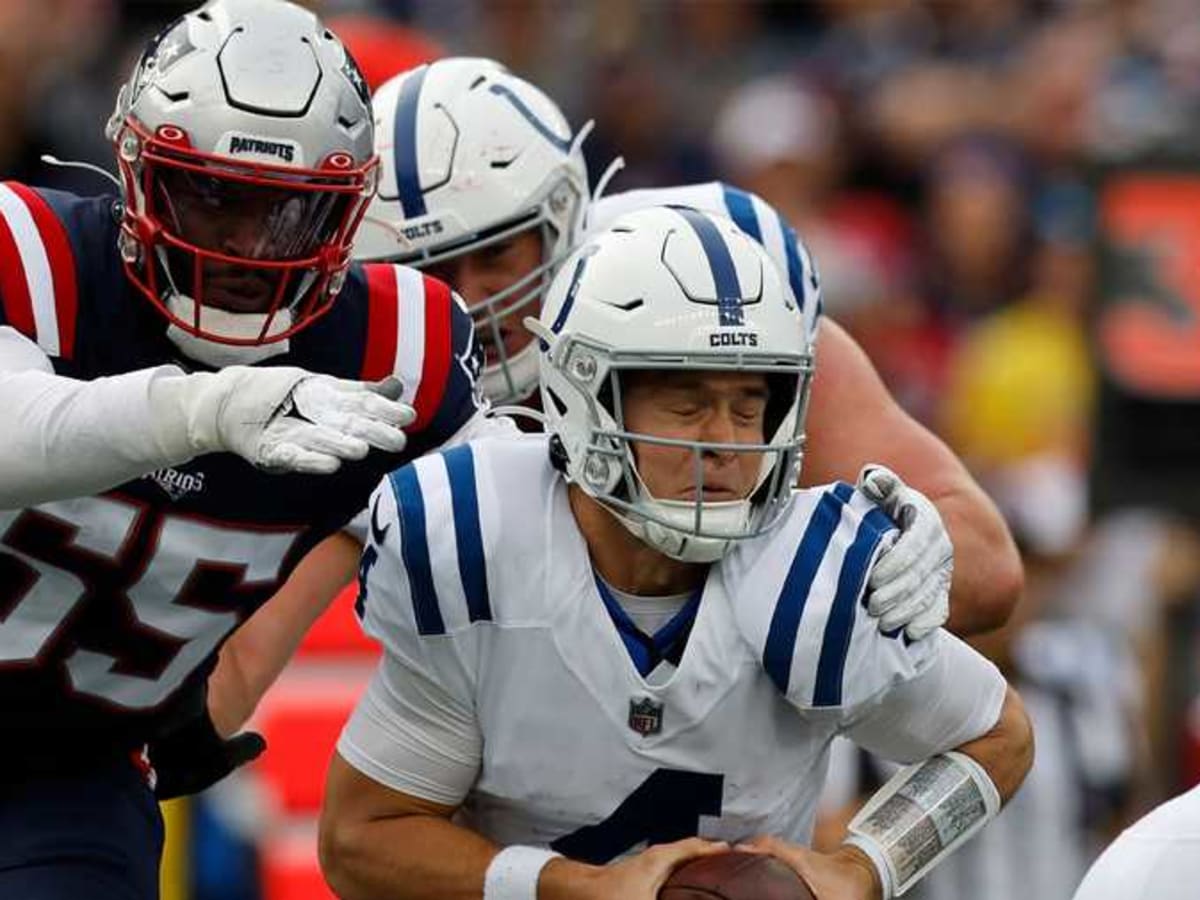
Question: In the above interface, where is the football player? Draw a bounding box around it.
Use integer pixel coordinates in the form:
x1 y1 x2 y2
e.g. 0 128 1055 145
320 207 1034 900
1070 784 1200 900
0 3 492 899
351 57 1023 641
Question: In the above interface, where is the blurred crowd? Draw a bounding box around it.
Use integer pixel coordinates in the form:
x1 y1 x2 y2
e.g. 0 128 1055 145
9 1 1200 899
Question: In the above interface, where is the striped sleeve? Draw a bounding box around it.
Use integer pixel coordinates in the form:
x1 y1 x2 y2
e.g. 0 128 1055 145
359 263 482 442
731 483 934 711
356 444 494 661
0 183 79 360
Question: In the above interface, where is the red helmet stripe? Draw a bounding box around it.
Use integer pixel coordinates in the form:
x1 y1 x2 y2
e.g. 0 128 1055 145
361 263 400 381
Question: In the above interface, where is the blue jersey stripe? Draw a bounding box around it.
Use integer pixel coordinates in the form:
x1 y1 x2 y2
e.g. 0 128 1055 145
812 507 895 706
721 184 763 243
387 465 445 635
442 445 492 623
672 206 745 326
763 482 854 693
488 84 573 153
393 65 429 218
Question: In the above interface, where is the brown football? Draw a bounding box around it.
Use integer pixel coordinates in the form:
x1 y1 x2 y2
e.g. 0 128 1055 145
659 852 816 900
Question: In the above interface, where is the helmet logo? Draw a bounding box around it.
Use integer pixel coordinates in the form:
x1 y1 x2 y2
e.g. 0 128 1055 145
325 151 354 170
709 332 759 348
226 134 297 164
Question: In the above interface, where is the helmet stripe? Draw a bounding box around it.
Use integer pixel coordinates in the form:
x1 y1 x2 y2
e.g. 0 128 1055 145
672 206 744 327
487 83 573 153
393 65 430 218
720 183 763 243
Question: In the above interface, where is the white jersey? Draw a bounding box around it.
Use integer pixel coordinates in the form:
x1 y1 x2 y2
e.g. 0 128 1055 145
587 182 822 349
340 435 1006 862
1071 784 1200 900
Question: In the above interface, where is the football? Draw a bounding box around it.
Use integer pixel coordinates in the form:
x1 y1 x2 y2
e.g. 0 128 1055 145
659 852 816 900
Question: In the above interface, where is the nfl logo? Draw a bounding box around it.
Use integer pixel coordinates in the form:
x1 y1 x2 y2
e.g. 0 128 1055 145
628 697 663 736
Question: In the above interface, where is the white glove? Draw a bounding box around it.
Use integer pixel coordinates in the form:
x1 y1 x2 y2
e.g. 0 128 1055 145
857 465 953 641
163 366 415 475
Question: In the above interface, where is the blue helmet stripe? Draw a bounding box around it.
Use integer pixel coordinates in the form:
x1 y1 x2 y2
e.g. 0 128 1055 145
812 506 896 706
777 215 810 314
442 445 492 623
393 65 430 218
721 184 763 243
488 83 573 153
387 464 444 635
673 206 744 326
541 247 597 349
763 482 854 693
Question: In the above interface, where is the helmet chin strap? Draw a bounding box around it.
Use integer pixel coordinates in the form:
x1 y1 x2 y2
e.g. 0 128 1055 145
165 294 292 368
607 495 753 564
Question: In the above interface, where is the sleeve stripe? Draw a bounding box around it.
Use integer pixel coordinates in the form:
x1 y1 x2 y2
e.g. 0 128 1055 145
9 184 76 359
812 506 896 707
412 274 452 430
0 183 68 357
721 183 764 243
0 197 35 339
442 445 492 623
361 263 400 380
763 481 854 693
387 464 445 635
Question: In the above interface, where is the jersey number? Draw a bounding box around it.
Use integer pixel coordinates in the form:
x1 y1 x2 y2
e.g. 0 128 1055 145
0 495 298 710
551 768 725 864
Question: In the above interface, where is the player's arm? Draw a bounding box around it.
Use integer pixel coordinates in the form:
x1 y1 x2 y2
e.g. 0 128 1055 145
321 654 725 900
207 530 361 735
762 634 1033 900
803 318 1023 634
0 325 413 508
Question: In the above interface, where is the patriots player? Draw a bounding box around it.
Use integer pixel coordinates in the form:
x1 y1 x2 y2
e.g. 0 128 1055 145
352 57 1024 640
320 207 1034 900
0 3 491 899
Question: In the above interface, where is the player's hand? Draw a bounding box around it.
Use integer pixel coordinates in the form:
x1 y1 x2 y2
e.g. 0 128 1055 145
147 707 266 800
541 838 729 900
857 465 953 641
738 835 880 900
186 367 415 474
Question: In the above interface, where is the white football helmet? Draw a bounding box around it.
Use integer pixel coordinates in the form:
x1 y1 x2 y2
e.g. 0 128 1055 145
106 0 377 365
532 206 815 563
355 57 589 403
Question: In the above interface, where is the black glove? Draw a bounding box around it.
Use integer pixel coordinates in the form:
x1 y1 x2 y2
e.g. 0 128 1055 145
148 710 266 800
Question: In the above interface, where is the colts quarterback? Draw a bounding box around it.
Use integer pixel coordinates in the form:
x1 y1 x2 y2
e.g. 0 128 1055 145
321 207 1034 900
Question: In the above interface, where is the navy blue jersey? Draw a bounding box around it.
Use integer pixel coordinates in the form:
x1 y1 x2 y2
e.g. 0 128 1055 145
0 183 482 761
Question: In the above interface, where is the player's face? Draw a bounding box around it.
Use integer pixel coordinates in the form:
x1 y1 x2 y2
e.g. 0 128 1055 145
426 229 543 367
156 168 347 313
622 371 769 503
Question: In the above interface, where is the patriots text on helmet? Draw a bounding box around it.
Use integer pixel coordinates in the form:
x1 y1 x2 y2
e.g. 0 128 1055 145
227 135 296 163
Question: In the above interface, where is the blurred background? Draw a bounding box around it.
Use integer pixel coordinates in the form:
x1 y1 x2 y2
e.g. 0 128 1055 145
12 1 1200 898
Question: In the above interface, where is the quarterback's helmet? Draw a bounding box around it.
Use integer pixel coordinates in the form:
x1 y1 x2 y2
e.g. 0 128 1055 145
533 206 815 563
106 0 378 354
354 57 589 403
